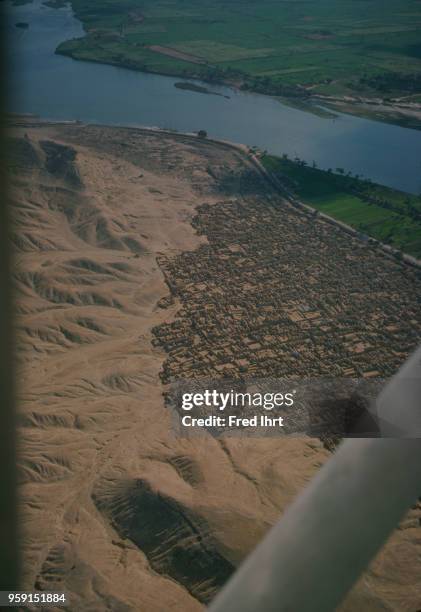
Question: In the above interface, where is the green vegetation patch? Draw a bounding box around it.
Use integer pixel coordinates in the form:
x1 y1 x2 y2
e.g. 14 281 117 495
261 154 421 258
58 0 421 100
171 41 275 62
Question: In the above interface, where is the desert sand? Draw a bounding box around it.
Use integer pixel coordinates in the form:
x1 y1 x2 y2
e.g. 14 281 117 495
7 120 421 611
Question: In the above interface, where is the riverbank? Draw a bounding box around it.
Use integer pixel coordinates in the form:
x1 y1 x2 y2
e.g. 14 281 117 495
9 113 421 263
51 0 421 131
312 95 421 132
259 153 421 260
55 42 421 131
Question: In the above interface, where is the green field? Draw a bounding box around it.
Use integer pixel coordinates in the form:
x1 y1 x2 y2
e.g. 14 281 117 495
57 0 421 102
261 154 421 258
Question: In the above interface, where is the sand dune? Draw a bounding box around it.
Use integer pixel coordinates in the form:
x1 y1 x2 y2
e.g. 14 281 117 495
8 121 421 611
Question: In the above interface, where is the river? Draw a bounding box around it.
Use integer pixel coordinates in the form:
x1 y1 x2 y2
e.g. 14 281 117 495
5 0 421 194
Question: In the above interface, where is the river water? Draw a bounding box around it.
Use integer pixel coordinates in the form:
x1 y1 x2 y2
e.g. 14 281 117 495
5 0 421 194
